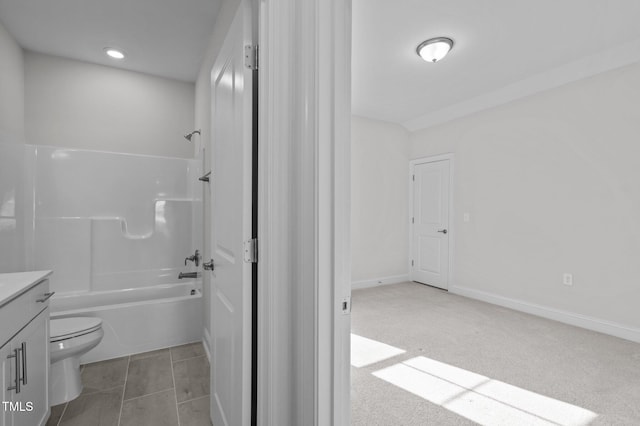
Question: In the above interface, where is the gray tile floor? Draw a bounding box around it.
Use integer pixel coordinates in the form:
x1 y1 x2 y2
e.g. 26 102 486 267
46 342 212 426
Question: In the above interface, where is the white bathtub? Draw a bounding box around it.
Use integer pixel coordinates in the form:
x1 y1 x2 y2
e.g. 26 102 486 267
50 282 203 363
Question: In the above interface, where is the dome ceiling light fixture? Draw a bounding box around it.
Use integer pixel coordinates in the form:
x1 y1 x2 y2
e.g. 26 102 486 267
416 37 454 63
104 48 126 60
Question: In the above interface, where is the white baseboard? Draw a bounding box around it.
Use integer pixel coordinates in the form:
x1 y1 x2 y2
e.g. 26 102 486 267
352 274 410 290
202 327 211 362
450 285 640 343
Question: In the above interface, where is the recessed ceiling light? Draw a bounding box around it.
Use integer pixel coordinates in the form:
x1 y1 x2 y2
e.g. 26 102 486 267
104 48 126 60
416 37 454 63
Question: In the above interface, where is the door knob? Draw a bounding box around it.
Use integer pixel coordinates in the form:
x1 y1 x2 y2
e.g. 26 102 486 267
437 229 447 234
203 259 215 271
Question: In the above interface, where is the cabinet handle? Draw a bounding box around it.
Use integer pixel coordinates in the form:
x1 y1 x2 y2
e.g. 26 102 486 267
21 342 27 385
6 348 20 393
36 292 55 303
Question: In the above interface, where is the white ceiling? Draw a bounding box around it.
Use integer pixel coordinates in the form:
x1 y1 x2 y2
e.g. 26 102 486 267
0 0 221 82
3 1 640 118
352 0 640 130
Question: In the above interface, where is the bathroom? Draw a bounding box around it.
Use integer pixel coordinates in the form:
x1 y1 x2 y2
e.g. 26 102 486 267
0 0 223 424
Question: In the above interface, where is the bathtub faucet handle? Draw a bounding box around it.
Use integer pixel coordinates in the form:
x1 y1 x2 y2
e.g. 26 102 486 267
185 249 201 266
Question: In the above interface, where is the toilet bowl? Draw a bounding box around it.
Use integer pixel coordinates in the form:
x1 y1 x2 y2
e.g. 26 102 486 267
49 317 104 406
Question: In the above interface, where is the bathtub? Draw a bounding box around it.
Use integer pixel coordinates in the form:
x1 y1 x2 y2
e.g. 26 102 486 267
50 281 203 363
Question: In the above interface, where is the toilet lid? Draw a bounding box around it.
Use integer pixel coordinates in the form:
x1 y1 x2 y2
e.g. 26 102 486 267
51 317 102 341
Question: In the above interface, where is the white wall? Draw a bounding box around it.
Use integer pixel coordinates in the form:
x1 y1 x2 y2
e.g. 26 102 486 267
24 52 195 158
0 142 26 273
411 62 640 334
0 21 24 143
194 0 242 344
0 22 26 273
351 116 409 286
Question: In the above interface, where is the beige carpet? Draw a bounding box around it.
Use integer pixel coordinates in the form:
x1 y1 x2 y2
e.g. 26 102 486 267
351 282 640 425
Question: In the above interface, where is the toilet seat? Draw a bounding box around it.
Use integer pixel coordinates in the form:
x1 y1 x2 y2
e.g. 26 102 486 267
51 317 103 342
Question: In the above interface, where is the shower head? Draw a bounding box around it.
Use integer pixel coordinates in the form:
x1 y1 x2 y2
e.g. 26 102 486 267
184 129 201 142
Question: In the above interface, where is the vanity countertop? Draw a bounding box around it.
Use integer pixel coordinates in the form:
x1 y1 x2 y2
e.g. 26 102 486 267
0 270 52 308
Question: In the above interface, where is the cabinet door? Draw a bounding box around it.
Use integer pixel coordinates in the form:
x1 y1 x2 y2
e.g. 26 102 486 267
0 342 13 426
11 309 49 426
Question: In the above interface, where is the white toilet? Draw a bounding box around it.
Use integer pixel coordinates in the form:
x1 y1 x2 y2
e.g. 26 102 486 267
49 317 104 406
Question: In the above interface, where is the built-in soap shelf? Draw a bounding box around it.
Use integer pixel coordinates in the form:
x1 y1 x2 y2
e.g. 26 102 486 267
33 198 198 293
102 198 198 240
40 198 198 240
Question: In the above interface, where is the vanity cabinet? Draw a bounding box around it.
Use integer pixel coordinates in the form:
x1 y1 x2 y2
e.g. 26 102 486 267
0 344 12 426
0 274 51 426
2 310 49 426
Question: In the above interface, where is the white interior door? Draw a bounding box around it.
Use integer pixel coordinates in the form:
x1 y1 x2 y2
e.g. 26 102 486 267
410 158 451 290
209 4 253 426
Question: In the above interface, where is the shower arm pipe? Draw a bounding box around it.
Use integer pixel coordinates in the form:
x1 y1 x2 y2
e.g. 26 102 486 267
184 129 201 142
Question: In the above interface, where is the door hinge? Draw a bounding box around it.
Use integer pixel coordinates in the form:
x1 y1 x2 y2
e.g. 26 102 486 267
341 296 351 315
412 217 415 224
244 238 258 263
411 260 414 267
412 174 415 181
244 45 259 70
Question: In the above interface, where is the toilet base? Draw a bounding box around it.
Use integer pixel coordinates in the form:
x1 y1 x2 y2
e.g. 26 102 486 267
48 322 104 406
49 357 83 406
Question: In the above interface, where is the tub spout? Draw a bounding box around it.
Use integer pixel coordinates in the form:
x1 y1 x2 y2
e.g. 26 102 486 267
178 272 200 279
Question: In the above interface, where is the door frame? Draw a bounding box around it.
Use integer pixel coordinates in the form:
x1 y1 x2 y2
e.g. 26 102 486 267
409 154 455 289
257 0 352 425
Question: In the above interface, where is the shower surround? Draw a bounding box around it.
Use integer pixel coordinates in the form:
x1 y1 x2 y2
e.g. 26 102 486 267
0 142 203 361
